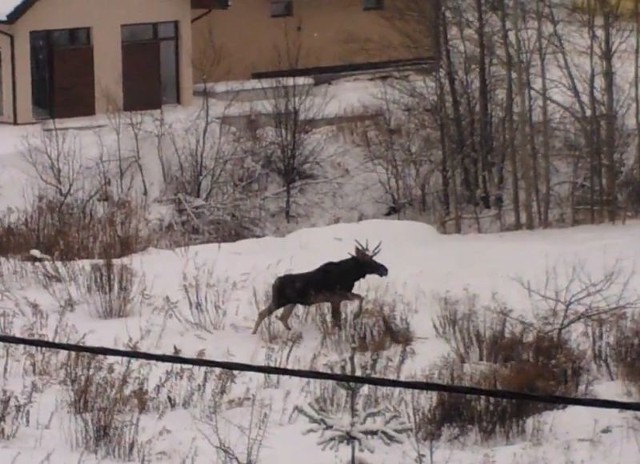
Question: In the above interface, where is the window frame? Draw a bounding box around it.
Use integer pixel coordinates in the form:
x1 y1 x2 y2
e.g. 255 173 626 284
120 21 180 106
363 0 384 11
271 0 293 18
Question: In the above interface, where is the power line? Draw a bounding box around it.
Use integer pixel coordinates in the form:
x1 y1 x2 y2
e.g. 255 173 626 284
1 333 640 412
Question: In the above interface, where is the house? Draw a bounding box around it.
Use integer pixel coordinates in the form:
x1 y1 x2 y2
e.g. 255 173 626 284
191 0 439 83
572 0 639 17
0 0 226 125
0 0 438 125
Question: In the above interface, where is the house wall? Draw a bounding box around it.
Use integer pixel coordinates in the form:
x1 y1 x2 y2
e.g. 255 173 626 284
10 0 194 124
191 0 438 83
0 24 14 123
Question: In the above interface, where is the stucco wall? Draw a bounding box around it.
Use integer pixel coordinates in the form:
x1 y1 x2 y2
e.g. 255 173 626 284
11 0 193 124
0 24 13 123
191 0 438 83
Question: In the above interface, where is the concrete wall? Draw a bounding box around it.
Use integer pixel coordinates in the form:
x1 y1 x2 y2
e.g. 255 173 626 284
191 0 438 83
9 0 193 124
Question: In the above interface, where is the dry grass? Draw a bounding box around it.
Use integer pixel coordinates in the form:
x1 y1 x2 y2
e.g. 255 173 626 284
64 353 149 461
169 265 230 332
85 259 147 319
600 312 640 397
0 385 35 441
424 292 589 445
0 197 149 260
314 297 415 354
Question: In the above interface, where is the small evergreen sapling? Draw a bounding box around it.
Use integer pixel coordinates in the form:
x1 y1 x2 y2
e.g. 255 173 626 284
295 345 411 463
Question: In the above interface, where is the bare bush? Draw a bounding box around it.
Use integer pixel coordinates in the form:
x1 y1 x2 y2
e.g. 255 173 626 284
314 297 415 354
0 385 35 441
169 264 229 332
0 195 149 260
3 292 80 380
589 311 640 396
85 259 147 319
515 261 640 343
64 354 149 461
198 393 271 464
433 291 523 364
148 367 237 417
21 125 90 208
359 83 441 220
427 292 589 444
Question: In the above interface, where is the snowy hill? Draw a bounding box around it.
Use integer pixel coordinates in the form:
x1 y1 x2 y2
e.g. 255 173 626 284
1 219 639 463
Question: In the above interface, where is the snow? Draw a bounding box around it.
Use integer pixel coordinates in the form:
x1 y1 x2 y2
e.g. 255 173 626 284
1 218 640 463
0 8 640 461
0 0 23 21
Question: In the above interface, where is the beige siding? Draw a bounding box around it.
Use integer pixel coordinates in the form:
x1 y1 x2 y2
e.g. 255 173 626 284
11 0 193 124
0 24 13 123
192 0 436 83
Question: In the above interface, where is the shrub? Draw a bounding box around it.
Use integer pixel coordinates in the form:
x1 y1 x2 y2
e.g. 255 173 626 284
315 297 415 354
64 353 148 461
426 292 589 444
0 385 35 441
606 312 640 397
171 265 228 332
0 196 149 260
85 259 145 319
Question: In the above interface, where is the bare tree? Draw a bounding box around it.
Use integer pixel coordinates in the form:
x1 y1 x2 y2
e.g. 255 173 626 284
257 26 328 223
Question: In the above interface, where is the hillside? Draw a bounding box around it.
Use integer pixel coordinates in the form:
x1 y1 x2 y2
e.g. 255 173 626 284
1 218 639 463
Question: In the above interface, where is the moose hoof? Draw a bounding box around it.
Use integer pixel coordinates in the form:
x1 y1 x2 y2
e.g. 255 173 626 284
278 318 292 331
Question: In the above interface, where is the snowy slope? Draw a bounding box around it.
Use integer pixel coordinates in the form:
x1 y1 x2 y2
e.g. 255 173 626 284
1 219 639 463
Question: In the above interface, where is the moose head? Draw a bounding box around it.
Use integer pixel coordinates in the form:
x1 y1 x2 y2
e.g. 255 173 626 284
350 239 389 277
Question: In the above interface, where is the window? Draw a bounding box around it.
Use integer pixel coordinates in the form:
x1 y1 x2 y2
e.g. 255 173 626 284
30 28 92 119
121 24 154 42
49 28 91 47
121 22 179 105
271 0 292 17
363 0 384 10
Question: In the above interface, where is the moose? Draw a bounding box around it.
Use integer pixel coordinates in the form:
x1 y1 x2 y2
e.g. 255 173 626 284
251 240 389 334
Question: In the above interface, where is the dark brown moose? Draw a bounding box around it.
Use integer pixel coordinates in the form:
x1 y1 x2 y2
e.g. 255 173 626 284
251 240 389 334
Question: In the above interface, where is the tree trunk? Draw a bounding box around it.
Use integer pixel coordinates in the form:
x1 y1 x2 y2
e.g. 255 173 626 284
441 7 469 211
475 0 492 209
499 0 520 229
536 0 552 227
512 0 534 229
600 3 617 222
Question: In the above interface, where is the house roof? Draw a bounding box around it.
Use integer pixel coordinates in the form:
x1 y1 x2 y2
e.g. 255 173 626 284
0 0 37 24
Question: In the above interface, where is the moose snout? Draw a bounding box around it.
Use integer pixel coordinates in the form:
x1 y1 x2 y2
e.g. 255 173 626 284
378 265 389 277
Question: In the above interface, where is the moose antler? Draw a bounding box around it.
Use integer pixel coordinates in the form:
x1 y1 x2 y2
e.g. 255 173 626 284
353 239 382 258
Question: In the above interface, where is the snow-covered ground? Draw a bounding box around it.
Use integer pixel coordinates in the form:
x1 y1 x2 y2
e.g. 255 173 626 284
0 218 639 463
1 10 640 459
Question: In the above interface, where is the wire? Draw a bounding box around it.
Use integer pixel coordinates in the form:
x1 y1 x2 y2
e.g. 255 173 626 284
1 334 639 412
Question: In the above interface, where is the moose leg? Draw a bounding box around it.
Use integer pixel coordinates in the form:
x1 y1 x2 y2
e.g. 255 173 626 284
330 301 342 331
277 304 296 331
251 302 279 334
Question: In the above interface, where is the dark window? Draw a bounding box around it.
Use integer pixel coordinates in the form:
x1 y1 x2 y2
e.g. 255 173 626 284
49 28 90 47
271 0 292 17
121 21 179 105
122 24 154 42
158 22 177 39
363 0 384 10
30 28 92 119
160 40 178 104
121 22 177 42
